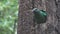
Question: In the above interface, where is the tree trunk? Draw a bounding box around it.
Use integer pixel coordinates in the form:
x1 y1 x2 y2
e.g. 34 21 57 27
18 0 60 34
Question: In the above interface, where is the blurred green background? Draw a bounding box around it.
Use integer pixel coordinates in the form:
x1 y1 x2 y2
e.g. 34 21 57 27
0 0 18 34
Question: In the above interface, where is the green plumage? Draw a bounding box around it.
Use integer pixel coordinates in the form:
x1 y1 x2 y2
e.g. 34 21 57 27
33 8 47 24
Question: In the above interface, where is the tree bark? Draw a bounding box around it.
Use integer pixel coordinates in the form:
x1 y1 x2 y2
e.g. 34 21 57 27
18 0 59 34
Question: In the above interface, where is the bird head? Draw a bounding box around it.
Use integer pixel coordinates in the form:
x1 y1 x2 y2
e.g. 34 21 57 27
32 8 40 14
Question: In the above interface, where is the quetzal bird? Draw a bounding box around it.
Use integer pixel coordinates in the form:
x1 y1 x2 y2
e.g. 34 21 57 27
32 8 47 24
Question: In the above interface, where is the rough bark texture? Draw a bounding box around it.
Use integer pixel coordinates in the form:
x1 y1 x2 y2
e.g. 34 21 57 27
18 0 60 34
